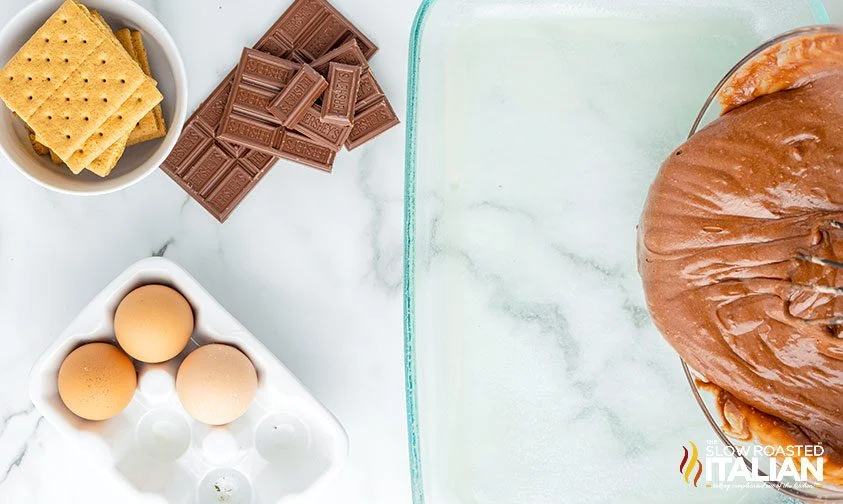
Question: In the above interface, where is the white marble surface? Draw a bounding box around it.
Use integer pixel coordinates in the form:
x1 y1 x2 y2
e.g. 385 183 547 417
0 1 840 504
0 0 415 502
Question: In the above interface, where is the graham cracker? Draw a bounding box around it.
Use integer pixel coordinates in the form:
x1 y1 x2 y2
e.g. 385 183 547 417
23 7 163 176
114 29 138 61
80 10 130 176
63 78 160 172
23 6 129 173
0 0 104 119
1 0 161 169
127 31 166 145
87 129 129 176
116 29 166 146
39 8 133 176
86 8 111 35
72 10 133 177
35 129 131 175
29 36 148 161
29 132 49 155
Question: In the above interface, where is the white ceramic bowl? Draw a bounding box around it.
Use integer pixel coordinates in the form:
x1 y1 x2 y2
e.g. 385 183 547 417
0 0 187 194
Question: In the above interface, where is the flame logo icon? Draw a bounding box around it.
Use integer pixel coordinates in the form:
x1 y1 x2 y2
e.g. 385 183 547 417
680 441 703 487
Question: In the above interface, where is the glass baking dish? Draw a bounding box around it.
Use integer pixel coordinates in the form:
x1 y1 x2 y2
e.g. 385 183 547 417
404 1 829 504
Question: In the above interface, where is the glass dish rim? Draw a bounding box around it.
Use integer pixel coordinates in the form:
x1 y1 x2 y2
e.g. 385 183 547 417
683 22 843 504
404 0 435 502
403 2 831 504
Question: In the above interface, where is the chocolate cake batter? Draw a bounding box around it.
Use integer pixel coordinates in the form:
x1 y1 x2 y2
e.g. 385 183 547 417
639 33 843 463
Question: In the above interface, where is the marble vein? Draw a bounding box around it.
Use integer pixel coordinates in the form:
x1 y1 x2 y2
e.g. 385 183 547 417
356 151 401 292
152 238 175 257
0 405 35 438
426 238 665 478
0 411 43 484
469 199 539 225
573 405 654 457
424 192 684 461
551 244 651 330
178 195 192 215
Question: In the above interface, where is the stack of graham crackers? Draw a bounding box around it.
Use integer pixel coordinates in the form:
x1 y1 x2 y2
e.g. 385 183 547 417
0 0 166 177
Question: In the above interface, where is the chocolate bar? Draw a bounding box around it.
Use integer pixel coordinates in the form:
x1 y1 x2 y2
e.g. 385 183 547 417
237 48 300 93
311 39 368 76
322 63 360 126
218 49 294 156
346 97 399 151
163 0 382 221
280 131 336 172
295 14 349 62
267 65 327 127
266 0 378 61
217 51 336 167
255 35 293 60
220 48 299 125
218 114 286 157
161 77 277 222
293 105 351 150
355 68 384 113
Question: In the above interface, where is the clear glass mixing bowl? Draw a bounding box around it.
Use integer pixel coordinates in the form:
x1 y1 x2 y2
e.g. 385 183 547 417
685 24 843 504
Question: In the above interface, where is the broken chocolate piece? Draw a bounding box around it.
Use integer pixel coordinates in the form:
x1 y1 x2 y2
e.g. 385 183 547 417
265 0 377 60
322 62 361 126
267 64 328 127
279 131 336 172
221 48 300 124
218 48 295 156
219 113 286 157
161 77 278 222
345 97 400 150
294 105 351 150
355 68 384 113
295 12 349 62
255 35 294 59
238 48 300 91
310 38 368 76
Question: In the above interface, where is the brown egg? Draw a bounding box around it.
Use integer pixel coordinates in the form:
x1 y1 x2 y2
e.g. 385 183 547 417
176 344 258 425
114 285 194 363
58 343 137 421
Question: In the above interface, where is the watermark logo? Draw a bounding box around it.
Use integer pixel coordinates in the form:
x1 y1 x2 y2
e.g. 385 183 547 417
678 440 825 490
679 441 703 487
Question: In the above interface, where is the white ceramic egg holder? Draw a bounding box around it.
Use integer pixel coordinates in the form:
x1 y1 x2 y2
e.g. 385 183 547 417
30 257 348 504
